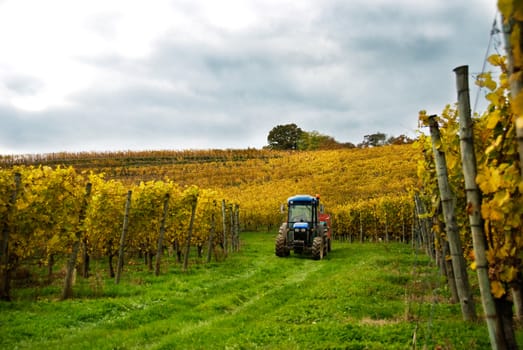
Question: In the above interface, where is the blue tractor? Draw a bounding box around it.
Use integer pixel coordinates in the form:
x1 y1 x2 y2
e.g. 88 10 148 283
275 194 331 260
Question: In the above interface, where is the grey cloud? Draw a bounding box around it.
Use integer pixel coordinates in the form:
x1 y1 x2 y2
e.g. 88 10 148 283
0 107 72 153
0 0 496 153
4 75 44 95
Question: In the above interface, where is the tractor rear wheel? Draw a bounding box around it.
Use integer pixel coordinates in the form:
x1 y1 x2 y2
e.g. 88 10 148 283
312 236 324 260
275 234 289 257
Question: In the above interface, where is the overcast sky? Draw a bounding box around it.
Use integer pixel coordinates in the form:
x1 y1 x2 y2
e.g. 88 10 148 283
0 0 499 154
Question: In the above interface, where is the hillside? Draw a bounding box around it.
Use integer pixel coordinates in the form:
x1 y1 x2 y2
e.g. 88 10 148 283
2 144 418 204
1 144 419 237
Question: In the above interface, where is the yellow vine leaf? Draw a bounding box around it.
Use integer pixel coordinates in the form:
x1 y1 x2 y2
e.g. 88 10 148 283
494 190 511 208
485 144 497 156
447 153 459 170
477 168 501 194
491 280 506 298
486 110 501 129
503 163 520 185
494 134 504 148
487 54 504 67
486 92 501 106
16 201 29 211
484 74 498 91
507 211 522 228
418 110 429 127
47 235 61 249
501 266 518 282
500 73 509 89
496 245 514 260
482 202 504 221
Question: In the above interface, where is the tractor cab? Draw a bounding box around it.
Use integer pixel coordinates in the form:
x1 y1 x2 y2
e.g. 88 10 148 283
276 194 331 260
287 195 319 245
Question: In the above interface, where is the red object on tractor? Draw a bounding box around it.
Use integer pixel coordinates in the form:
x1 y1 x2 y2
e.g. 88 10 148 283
319 213 332 241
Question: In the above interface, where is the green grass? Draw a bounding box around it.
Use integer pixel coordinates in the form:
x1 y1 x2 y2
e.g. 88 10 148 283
0 233 520 349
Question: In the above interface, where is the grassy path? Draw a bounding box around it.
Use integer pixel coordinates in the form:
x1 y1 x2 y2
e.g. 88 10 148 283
0 233 517 349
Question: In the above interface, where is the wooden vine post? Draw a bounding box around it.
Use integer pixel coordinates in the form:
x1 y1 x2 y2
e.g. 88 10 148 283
206 200 216 263
229 204 234 252
454 65 504 349
359 211 363 243
230 204 240 252
414 191 457 302
61 182 92 300
154 193 170 276
0 172 21 301
115 190 132 284
428 114 477 321
234 204 240 251
221 200 227 255
81 236 90 278
183 193 198 272
413 195 428 251
432 203 458 303
384 211 389 243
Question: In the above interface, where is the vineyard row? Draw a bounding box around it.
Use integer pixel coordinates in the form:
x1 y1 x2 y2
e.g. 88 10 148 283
0 166 241 300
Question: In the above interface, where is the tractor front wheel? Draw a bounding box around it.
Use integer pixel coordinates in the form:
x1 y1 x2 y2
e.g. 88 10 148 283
312 236 324 260
275 234 289 257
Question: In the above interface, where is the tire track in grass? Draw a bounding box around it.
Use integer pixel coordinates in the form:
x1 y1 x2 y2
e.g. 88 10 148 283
148 254 326 349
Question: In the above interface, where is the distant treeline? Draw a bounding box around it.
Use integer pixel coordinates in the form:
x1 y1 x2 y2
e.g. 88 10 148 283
265 123 414 150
